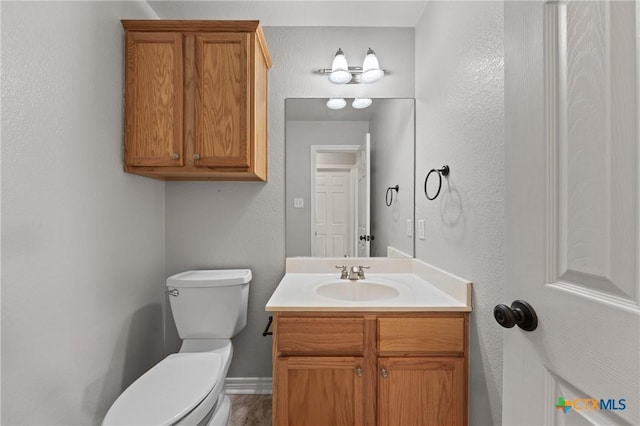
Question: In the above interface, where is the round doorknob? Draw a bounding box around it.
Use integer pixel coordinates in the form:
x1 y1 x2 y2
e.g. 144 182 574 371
494 300 538 331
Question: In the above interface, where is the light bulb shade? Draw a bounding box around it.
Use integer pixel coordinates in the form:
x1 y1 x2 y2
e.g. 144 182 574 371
329 70 352 84
352 98 372 109
361 48 384 84
326 98 347 110
329 48 352 84
331 48 348 71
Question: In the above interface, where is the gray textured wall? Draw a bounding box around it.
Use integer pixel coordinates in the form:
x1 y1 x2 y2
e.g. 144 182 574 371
1 2 166 424
414 2 505 425
164 26 415 377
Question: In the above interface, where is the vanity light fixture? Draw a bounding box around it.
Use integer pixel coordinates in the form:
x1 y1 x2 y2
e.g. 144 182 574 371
328 48 352 84
319 48 386 84
326 98 347 110
352 98 373 109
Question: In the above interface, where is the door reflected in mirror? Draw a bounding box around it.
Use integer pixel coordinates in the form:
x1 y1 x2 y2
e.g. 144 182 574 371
286 98 415 258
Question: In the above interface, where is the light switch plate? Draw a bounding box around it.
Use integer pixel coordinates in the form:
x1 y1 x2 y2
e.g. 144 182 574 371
418 220 425 240
294 198 304 208
406 219 412 237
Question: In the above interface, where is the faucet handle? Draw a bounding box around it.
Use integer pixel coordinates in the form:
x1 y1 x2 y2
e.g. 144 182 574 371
358 265 370 279
335 265 348 279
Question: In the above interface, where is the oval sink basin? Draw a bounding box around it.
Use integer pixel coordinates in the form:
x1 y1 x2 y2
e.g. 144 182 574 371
315 281 400 302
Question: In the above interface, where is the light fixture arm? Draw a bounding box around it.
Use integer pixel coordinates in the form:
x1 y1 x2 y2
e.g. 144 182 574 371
317 66 388 83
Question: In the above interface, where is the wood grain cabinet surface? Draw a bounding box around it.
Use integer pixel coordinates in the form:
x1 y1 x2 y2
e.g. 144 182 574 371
272 312 469 426
122 20 272 181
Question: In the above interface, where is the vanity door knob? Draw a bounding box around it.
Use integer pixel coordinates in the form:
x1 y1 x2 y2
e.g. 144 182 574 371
193 153 201 160
355 367 363 377
380 368 388 378
171 153 180 160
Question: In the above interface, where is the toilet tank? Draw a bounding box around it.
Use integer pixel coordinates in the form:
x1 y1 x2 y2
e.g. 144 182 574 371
166 270 251 339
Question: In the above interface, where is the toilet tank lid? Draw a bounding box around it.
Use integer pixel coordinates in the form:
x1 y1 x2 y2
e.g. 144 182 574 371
102 353 222 426
166 269 252 288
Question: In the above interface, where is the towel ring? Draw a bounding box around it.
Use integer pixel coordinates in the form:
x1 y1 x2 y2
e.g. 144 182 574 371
424 165 450 200
385 185 399 207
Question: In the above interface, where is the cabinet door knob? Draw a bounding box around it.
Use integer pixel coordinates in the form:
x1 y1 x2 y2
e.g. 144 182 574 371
171 153 180 160
355 367 363 377
380 368 388 378
193 154 201 160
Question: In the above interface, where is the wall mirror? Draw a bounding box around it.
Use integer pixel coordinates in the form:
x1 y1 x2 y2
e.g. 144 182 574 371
285 98 415 258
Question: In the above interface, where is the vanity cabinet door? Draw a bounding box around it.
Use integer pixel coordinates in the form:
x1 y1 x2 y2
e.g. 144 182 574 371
193 33 251 168
377 357 466 426
124 32 184 167
274 356 366 426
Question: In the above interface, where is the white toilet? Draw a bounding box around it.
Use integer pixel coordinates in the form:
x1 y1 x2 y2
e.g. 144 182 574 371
103 269 252 426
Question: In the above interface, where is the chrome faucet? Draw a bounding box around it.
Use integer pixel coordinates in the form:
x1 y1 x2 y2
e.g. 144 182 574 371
348 266 361 280
336 265 371 280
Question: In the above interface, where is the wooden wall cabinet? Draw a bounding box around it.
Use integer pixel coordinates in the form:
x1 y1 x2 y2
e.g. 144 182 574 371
122 21 272 181
272 312 469 426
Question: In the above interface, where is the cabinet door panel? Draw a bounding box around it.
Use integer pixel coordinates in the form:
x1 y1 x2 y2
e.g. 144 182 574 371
276 357 365 426
125 32 183 167
378 357 466 426
378 317 465 354
194 33 250 168
277 316 365 355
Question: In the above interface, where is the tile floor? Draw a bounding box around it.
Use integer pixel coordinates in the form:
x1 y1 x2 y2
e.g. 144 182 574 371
228 394 272 426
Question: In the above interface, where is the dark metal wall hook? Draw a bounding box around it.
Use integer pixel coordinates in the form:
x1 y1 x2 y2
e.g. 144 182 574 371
424 165 450 200
385 185 399 206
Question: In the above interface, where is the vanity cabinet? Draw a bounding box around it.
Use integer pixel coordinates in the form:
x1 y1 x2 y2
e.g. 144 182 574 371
272 312 468 426
121 20 272 181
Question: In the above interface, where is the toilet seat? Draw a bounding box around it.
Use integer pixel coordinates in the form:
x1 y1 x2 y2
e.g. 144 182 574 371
103 353 222 426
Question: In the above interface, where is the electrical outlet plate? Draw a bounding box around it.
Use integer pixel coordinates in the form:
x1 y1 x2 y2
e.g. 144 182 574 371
418 220 425 240
406 219 412 237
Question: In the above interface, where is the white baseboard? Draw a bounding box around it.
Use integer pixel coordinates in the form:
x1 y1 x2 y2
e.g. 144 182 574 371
225 377 272 394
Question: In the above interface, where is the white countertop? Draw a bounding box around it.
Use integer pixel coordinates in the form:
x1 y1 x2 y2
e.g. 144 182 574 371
265 258 472 312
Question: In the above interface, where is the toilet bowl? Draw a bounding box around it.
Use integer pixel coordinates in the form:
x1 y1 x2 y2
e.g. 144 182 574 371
103 270 251 426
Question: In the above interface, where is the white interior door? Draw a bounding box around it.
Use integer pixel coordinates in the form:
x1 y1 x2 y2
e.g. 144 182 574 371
357 134 371 257
504 1 639 425
314 169 352 257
